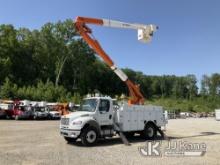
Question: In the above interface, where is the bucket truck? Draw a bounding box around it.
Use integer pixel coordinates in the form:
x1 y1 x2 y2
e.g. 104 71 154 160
60 17 166 146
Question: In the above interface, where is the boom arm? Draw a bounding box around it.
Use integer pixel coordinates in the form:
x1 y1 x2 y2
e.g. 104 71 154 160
75 16 158 105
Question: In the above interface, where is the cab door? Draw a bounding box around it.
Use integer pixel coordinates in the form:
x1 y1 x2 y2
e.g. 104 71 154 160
97 99 113 126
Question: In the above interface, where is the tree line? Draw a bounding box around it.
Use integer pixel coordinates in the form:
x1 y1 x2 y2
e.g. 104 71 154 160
0 19 220 111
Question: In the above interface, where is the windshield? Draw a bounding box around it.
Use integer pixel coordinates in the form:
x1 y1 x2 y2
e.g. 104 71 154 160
35 107 46 112
79 99 98 112
46 106 55 112
18 106 33 111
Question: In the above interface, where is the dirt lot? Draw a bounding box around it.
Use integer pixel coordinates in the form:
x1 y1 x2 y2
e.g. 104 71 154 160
0 118 220 165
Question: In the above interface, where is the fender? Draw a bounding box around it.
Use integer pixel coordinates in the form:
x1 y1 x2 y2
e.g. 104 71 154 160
80 117 101 136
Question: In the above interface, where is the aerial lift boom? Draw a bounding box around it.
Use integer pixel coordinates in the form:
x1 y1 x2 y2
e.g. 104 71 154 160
75 17 158 105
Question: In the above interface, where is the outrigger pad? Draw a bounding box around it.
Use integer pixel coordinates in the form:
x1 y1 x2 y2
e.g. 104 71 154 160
155 125 169 140
118 131 131 146
114 123 131 146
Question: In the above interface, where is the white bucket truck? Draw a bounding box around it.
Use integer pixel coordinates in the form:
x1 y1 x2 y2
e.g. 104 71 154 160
60 17 166 146
60 96 166 146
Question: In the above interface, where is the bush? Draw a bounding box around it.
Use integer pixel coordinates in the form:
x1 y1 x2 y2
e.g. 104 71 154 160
0 77 18 99
147 97 220 112
0 79 72 102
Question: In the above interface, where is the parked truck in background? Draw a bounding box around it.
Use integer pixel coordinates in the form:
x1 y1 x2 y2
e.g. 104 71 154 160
0 100 25 119
14 100 34 120
0 104 9 118
15 105 34 120
32 101 49 120
46 103 61 119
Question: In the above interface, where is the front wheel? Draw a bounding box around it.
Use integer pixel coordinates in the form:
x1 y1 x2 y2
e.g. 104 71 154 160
81 126 98 146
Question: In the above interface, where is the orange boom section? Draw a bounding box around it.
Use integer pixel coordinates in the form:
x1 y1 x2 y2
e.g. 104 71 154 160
75 16 145 105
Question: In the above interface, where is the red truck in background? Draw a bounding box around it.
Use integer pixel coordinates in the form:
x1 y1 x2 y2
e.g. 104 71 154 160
0 100 26 119
0 100 73 120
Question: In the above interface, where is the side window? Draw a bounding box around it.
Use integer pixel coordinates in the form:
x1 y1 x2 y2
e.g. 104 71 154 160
99 100 110 113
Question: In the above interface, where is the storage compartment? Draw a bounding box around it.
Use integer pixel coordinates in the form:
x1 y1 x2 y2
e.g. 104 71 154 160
116 103 165 132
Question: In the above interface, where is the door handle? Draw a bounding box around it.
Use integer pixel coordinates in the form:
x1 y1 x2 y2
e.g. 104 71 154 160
109 115 112 119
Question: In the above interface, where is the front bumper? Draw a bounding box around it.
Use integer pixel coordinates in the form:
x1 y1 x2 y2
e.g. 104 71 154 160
51 115 61 119
35 115 48 119
60 128 81 138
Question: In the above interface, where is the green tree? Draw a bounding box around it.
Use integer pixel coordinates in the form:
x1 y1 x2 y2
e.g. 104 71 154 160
0 77 17 99
0 24 17 83
200 75 210 96
186 74 198 100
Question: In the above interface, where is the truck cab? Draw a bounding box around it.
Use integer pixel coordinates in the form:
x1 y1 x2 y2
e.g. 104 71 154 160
33 106 49 120
46 106 61 119
3 102 23 119
15 105 34 120
60 97 114 145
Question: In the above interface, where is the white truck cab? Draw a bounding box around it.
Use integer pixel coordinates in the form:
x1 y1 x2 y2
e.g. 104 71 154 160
60 96 166 146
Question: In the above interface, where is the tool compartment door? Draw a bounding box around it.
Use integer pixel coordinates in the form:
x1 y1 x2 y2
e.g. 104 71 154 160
129 109 138 131
138 108 145 130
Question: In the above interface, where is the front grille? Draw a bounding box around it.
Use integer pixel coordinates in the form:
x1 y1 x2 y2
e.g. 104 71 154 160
61 118 69 125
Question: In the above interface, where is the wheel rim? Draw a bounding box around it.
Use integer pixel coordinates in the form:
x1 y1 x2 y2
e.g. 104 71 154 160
86 130 97 143
147 127 154 137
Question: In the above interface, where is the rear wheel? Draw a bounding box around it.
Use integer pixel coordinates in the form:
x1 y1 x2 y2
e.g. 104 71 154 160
64 137 77 143
142 123 156 140
81 126 98 146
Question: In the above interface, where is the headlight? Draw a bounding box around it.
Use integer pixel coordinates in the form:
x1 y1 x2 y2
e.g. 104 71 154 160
72 121 82 125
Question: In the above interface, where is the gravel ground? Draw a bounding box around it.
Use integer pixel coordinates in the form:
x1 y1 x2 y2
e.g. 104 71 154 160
0 118 220 165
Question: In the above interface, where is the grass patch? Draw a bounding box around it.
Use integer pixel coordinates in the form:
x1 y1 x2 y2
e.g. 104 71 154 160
146 97 220 112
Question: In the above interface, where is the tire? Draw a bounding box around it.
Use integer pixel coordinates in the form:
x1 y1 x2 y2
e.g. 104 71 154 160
49 116 52 120
81 126 98 146
33 115 37 120
15 115 19 120
64 137 77 143
142 123 156 140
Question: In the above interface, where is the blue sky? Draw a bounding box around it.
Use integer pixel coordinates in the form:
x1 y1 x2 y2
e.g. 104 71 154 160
0 0 220 84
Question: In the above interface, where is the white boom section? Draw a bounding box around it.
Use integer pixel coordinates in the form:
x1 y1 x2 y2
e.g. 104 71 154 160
102 19 158 43
110 65 128 82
